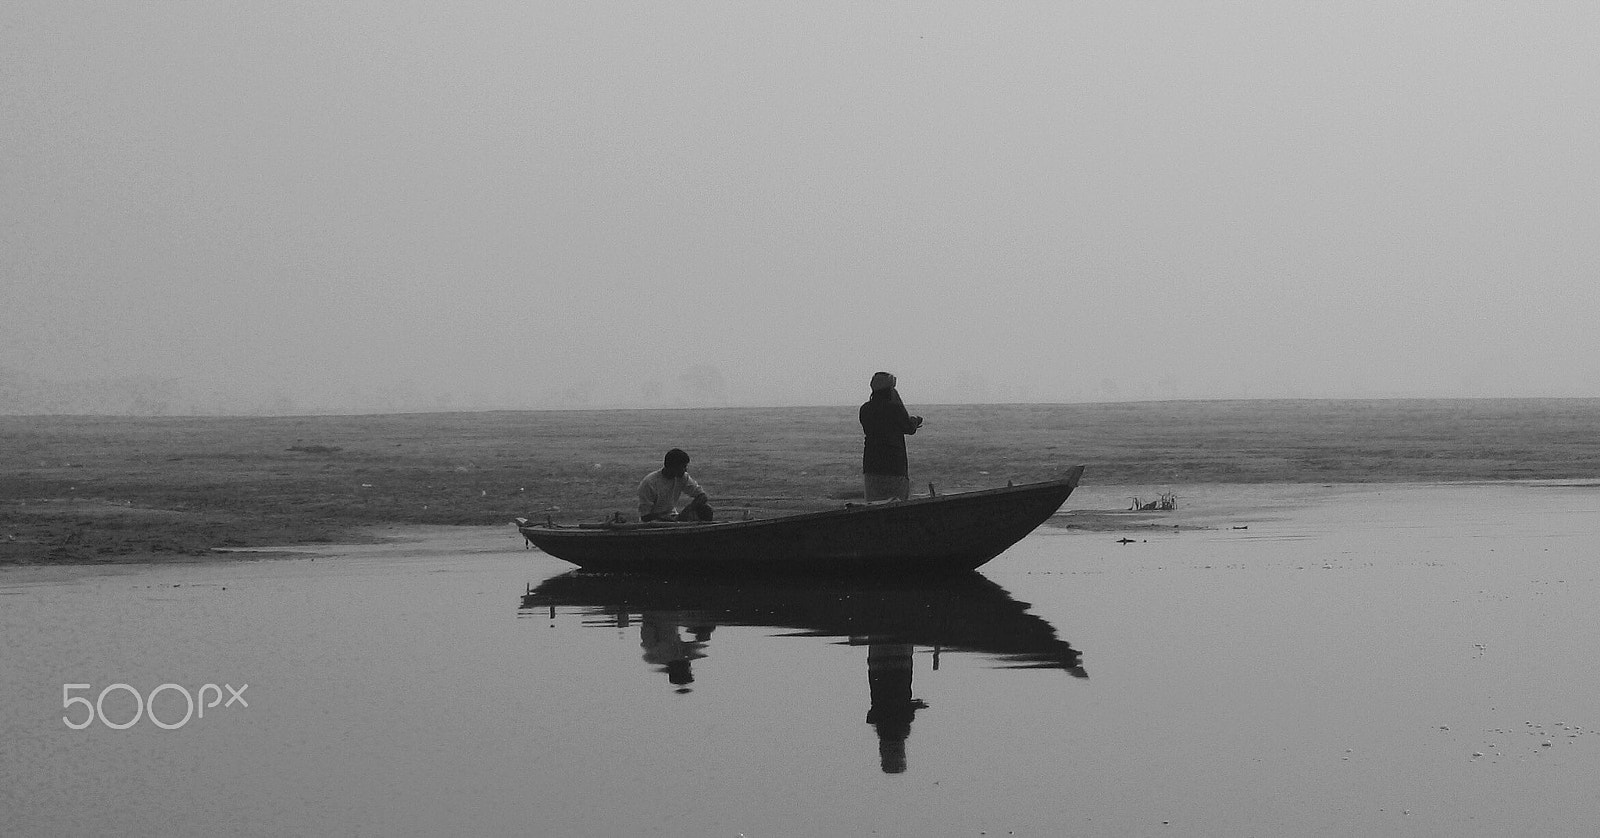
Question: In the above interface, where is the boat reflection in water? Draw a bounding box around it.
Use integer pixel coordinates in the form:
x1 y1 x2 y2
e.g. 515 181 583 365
521 571 1087 773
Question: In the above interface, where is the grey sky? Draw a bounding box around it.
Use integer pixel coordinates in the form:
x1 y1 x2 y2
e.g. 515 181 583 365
4 3 1598 413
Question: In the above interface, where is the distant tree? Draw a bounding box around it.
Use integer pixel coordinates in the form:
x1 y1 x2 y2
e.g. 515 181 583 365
0 365 23 413
678 365 728 405
556 382 595 407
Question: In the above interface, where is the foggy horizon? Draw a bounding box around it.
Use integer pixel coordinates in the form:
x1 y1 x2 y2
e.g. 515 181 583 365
6 4 1598 416
7 363 1600 418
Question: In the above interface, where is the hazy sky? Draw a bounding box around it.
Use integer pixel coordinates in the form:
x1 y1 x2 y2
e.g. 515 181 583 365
5 3 1598 412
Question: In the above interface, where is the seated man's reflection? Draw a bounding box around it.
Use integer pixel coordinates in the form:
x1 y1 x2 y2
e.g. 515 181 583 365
640 613 713 693
866 642 928 774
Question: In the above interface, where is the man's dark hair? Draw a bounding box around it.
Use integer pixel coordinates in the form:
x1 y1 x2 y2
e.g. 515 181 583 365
664 448 690 468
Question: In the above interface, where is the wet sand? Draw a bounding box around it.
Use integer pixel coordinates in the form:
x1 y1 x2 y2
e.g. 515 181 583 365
4 480 1599 836
4 399 1599 563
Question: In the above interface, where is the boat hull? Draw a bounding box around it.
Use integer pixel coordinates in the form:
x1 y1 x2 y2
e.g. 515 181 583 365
519 465 1084 575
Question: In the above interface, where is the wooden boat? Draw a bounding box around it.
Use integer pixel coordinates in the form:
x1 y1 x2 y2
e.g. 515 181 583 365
517 464 1085 575
521 571 1087 675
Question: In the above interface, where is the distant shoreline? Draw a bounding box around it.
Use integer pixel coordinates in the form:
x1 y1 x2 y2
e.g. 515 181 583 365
5 394 1600 421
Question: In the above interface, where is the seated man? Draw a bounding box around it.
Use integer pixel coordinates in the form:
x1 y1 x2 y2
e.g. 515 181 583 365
637 448 714 522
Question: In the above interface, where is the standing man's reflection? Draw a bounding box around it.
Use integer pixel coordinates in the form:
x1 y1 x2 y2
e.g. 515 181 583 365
640 613 712 694
866 643 928 773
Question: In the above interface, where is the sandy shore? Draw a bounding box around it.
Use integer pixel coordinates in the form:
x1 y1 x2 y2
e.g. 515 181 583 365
5 400 1598 564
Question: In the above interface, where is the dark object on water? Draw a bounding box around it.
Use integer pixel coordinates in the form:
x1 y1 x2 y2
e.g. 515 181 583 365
1128 492 1178 511
517 466 1085 575
521 570 1087 675
523 570 1087 773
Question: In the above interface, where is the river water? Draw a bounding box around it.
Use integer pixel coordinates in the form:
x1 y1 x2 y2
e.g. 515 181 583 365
4 482 1600 836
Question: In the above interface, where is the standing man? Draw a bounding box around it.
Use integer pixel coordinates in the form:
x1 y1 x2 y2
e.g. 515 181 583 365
638 448 713 522
859 372 924 501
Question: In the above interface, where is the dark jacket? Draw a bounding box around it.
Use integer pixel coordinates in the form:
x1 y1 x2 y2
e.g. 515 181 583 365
859 389 920 476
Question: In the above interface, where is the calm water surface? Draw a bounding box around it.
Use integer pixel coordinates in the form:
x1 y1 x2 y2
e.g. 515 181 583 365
4 483 1600 836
